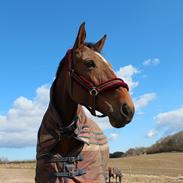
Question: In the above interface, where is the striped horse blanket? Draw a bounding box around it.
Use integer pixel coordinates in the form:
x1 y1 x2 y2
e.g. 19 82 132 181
35 90 109 183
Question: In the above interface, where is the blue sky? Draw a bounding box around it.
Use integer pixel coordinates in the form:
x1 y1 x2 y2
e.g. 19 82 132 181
0 0 183 160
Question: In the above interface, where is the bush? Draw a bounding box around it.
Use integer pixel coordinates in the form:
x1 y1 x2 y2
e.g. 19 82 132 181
110 151 124 158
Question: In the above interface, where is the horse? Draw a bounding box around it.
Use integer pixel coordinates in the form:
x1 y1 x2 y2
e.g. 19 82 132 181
113 167 122 183
107 167 122 183
108 167 115 183
35 22 135 183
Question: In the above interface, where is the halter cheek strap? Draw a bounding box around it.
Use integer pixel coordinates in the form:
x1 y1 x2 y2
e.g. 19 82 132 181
66 49 129 117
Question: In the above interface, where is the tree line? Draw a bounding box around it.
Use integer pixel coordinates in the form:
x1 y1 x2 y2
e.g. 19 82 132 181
110 131 183 158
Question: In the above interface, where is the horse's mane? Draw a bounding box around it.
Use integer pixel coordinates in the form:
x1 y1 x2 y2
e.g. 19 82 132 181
55 42 100 78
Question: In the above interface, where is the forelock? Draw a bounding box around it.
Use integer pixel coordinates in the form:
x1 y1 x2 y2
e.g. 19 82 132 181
84 42 101 53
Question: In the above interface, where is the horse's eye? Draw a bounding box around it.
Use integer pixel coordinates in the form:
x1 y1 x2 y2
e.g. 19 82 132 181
85 60 96 68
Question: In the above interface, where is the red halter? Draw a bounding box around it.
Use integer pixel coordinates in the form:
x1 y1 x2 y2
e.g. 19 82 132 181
66 49 129 117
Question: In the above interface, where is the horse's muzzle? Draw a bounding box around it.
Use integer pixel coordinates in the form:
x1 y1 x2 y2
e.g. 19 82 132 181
108 104 134 128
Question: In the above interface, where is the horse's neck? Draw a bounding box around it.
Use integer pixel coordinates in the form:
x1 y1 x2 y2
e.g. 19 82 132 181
52 63 87 126
53 72 78 126
48 62 89 155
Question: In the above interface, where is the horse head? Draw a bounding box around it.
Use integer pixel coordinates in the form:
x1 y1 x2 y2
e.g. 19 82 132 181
65 22 135 128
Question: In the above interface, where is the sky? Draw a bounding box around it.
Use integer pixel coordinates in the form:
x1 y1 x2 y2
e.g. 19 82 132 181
0 0 183 160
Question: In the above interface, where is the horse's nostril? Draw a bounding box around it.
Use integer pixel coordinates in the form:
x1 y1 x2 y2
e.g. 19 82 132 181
121 104 131 117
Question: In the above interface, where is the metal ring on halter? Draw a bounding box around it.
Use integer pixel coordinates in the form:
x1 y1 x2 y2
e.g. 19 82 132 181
89 87 99 96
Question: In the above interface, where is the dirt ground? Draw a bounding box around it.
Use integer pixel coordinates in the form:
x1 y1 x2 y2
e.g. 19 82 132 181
0 168 34 183
107 174 183 183
0 153 183 183
0 168 183 183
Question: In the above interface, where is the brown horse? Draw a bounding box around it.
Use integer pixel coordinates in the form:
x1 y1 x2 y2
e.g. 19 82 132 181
108 167 115 183
35 23 134 183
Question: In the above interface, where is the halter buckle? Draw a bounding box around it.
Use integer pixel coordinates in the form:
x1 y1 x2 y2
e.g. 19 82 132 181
89 87 99 96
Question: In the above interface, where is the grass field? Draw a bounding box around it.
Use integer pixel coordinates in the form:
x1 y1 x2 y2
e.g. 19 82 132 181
108 152 183 177
108 152 183 183
0 152 183 183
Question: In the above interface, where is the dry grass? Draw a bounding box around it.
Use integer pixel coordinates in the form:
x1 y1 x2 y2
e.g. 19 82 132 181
0 168 35 183
0 162 35 169
108 152 183 177
117 174 183 183
0 152 183 183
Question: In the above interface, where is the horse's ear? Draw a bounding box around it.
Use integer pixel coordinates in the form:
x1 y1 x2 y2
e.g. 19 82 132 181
73 22 86 49
95 34 107 52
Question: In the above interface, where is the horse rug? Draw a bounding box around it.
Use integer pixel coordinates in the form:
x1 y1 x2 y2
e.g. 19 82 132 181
35 85 109 183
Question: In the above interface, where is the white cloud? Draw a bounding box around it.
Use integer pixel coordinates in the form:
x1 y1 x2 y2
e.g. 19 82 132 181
133 93 156 111
116 65 140 92
147 106 183 138
83 107 111 130
143 58 160 66
155 107 183 133
108 133 119 141
0 85 49 148
147 129 157 138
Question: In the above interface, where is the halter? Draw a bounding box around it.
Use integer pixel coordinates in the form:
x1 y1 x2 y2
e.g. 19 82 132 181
67 49 129 117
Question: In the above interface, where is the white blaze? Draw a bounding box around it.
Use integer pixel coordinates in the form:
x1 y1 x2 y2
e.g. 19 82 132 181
94 52 108 64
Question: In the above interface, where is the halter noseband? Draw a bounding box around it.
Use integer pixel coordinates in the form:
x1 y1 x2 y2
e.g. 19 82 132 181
67 49 129 117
